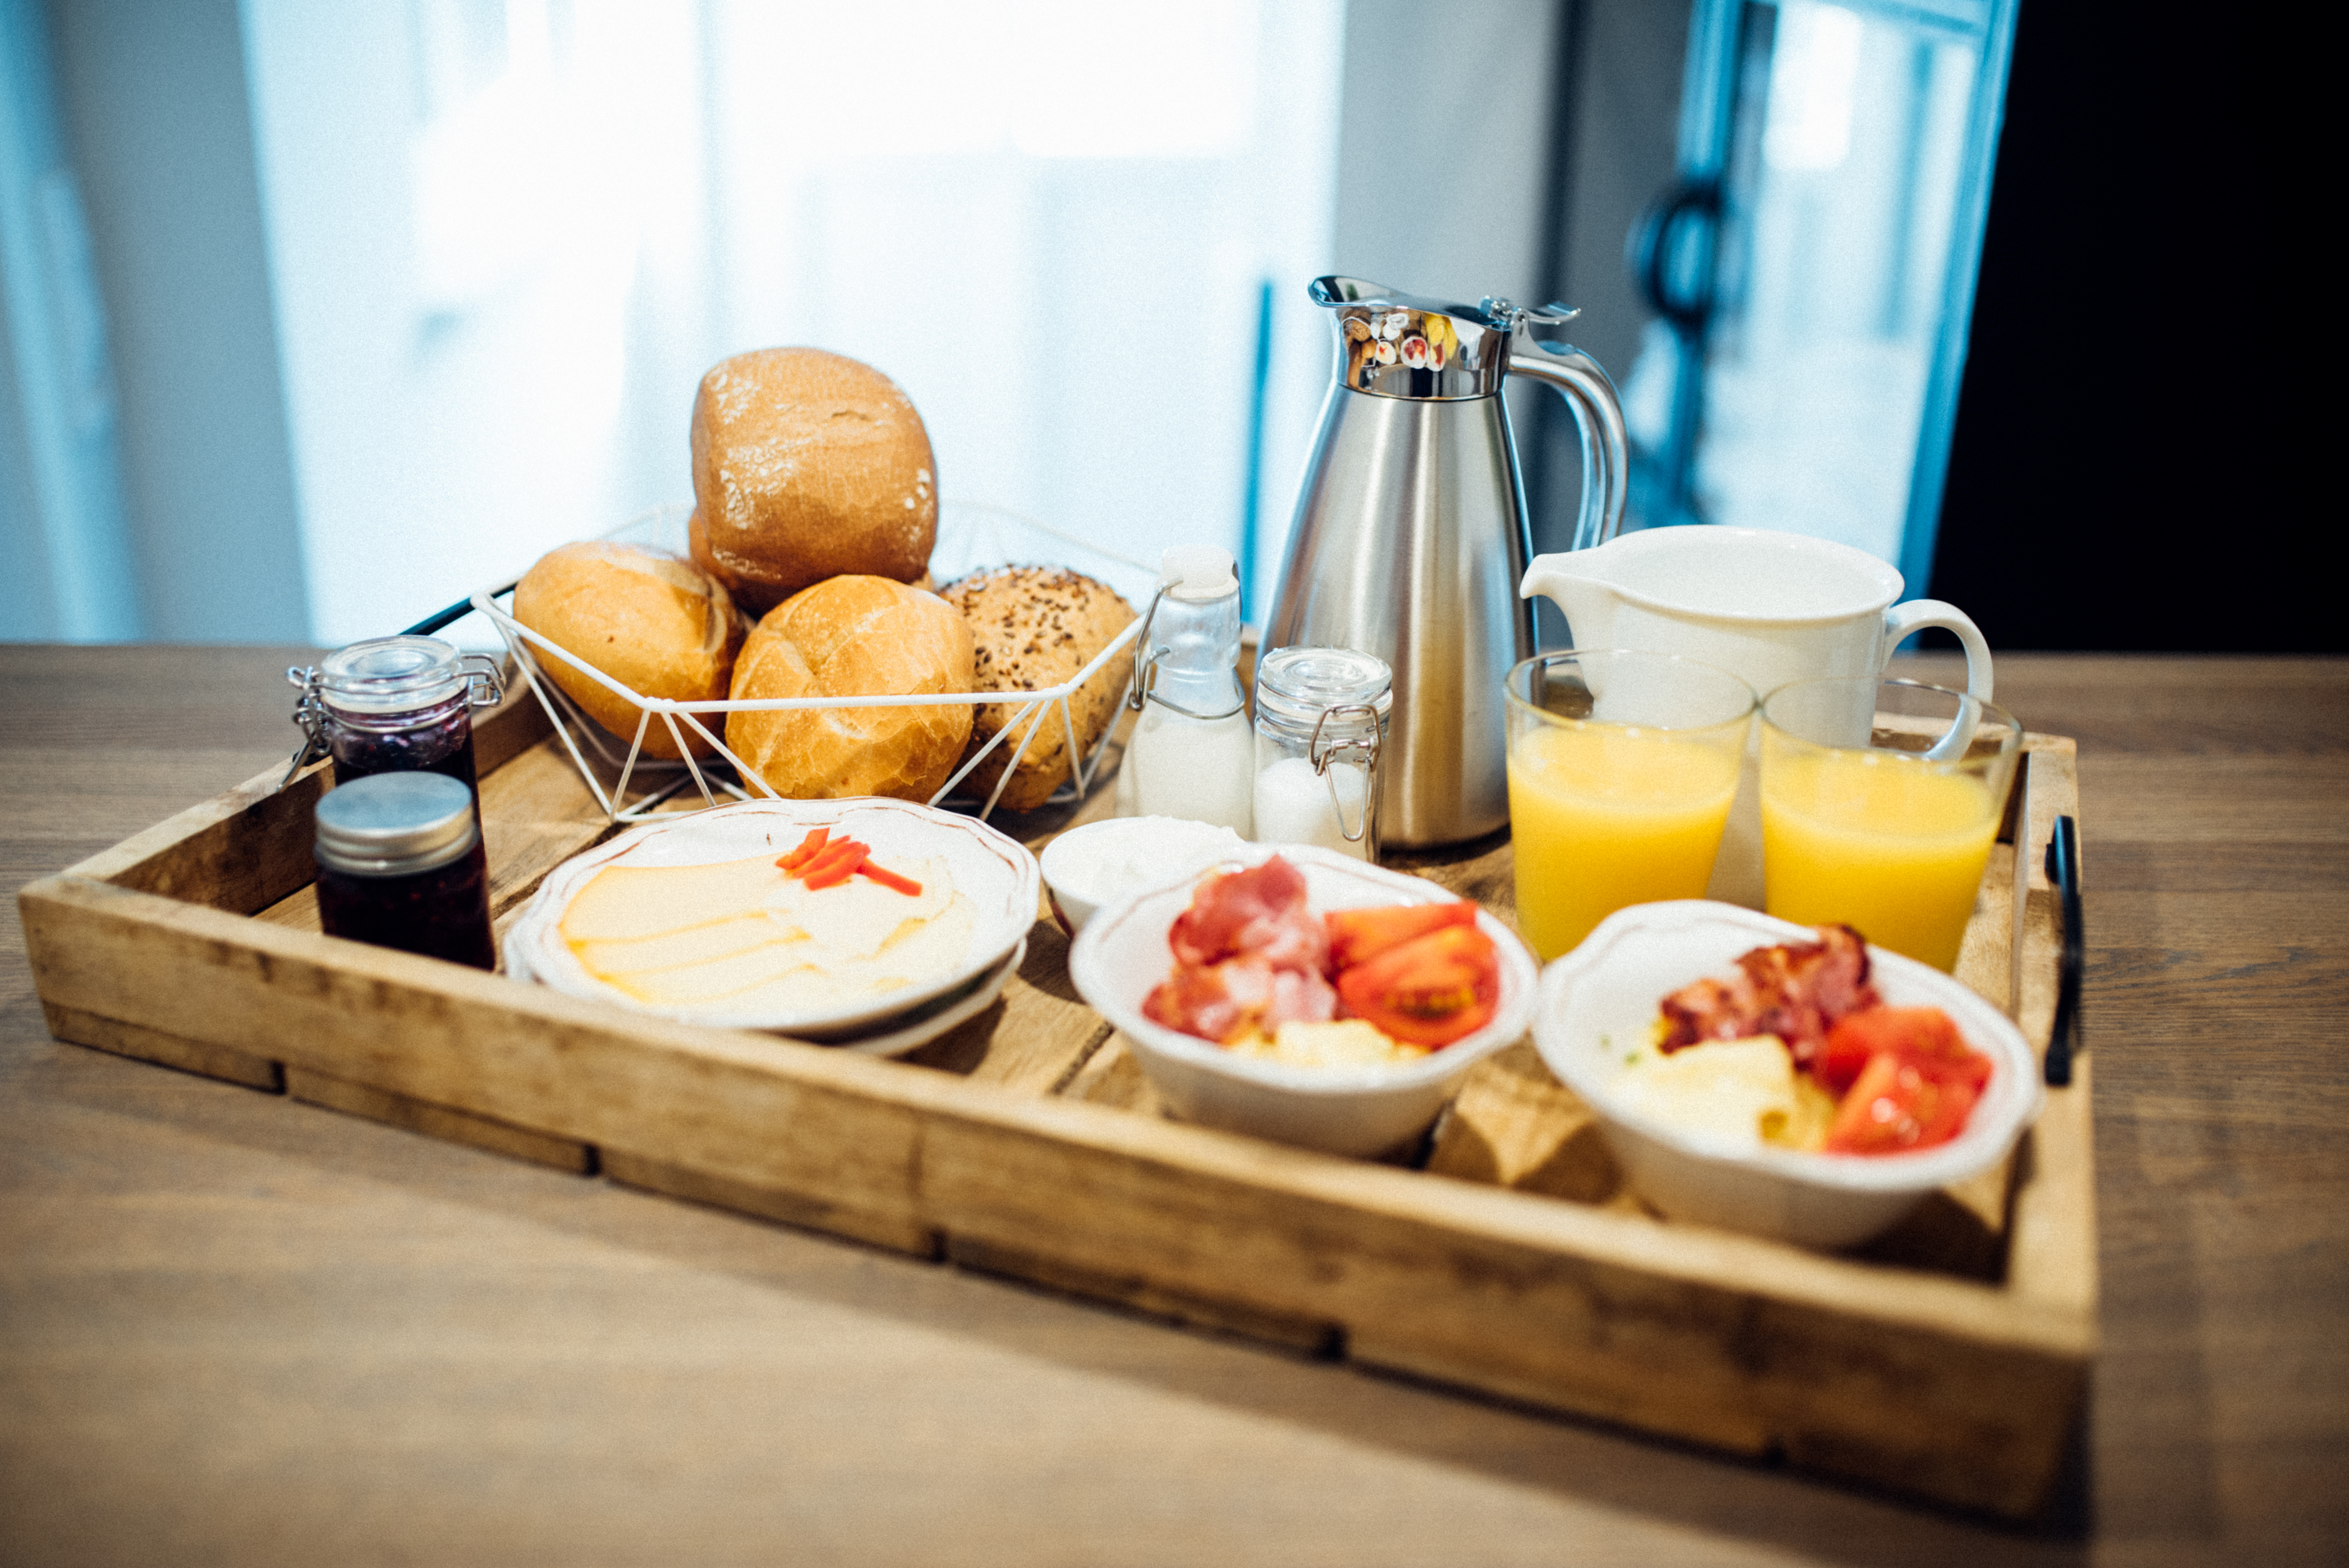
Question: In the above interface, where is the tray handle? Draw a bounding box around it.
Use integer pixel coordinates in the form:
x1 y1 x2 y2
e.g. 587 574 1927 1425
2042 815 2083 1086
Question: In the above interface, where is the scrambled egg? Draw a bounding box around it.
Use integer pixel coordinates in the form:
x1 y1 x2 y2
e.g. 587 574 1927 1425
1226 1019 1428 1068
1611 1035 1837 1151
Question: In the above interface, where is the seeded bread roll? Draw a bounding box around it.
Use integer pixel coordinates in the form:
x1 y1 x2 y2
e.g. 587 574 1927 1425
941 567 1137 812
726 575 976 801
688 348 937 615
512 542 744 759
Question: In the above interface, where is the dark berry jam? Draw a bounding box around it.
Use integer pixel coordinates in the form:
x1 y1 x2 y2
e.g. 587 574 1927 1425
326 693 479 791
315 836 495 970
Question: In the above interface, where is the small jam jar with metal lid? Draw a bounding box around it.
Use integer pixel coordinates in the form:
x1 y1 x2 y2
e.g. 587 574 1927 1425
289 636 503 791
313 773 496 969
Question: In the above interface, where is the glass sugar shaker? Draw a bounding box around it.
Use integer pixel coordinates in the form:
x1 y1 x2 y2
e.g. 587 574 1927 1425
287 636 504 791
313 772 497 970
1251 646 1392 861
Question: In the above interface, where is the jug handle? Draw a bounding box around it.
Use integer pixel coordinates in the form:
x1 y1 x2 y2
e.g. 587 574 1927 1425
1508 341 1629 552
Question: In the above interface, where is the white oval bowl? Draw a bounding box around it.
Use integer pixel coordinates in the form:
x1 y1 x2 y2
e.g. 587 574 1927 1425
1039 816 1248 935
509 798 1038 1037
1532 900 2044 1249
1069 845 1539 1157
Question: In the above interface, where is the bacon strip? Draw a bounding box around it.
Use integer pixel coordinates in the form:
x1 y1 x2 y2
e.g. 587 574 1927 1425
1142 954 1337 1044
1167 856 1327 975
1147 855 1341 1043
1657 925 1878 1066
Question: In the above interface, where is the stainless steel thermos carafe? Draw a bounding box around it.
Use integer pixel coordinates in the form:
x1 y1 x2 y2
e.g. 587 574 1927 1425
1263 276 1629 847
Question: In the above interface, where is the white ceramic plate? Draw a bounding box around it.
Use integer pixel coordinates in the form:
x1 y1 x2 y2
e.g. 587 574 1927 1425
504 926 1021 1058
1069 845 1539 1157
506 798 1039 1038
834 937 1025 1057
1532 900 2044 1248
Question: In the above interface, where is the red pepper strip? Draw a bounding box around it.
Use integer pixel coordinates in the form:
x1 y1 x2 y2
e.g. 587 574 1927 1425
857 861 923 897
799 841 871 890
777 827 831 872
801 857 863 890
795 837 866 880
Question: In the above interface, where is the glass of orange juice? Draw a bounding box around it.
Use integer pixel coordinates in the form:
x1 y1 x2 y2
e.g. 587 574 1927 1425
1759 677 2022 972
1504 650 1756 961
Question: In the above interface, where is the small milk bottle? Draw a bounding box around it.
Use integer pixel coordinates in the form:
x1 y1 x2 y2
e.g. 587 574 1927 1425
1114 546 1254 834
1250 646 1391 861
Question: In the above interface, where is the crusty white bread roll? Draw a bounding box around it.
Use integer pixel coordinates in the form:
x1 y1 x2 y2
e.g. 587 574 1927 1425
941 567 1137 812
689 348 937 615
512 542 744 759
726 575 976 801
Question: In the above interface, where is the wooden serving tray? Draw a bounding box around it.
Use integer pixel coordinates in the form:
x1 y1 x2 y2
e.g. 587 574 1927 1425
17 688 2092 1519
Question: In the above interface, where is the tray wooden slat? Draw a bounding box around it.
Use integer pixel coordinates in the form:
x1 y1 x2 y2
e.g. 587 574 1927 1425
15 711 2091 1520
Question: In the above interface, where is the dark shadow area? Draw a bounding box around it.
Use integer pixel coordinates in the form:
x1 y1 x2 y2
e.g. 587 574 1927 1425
1928 5 2303 650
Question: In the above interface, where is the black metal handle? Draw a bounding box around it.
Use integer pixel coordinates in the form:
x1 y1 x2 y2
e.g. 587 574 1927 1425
1628 177 1721 336
2043 815 2083 1086
402 583 518 639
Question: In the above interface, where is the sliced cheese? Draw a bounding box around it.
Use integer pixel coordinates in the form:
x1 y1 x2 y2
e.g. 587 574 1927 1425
763 854 950 960
572 912 794 977
1611 1035 1808 1151
675 896 979 1014
558 842 975 1014
608 936 821 1004
856 893 975 985
560 853 787 943
659 964 859 1015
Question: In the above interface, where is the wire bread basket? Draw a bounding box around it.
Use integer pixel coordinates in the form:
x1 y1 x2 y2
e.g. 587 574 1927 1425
467 502 1158 823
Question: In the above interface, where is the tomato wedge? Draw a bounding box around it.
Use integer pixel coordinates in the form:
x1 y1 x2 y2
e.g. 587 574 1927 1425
1324 900 1478 972
1816 1006 1989 1098
1335 923 1499 1048
1822 1051 1981 1154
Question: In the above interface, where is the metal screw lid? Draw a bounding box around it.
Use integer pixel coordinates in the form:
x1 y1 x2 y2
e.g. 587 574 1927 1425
314 773 479 877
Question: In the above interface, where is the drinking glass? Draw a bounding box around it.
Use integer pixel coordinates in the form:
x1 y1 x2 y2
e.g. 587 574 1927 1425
1759 677 2023 972
1504 650 1756 961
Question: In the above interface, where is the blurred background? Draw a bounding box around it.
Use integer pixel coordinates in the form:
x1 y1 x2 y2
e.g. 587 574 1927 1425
0 0 2299 651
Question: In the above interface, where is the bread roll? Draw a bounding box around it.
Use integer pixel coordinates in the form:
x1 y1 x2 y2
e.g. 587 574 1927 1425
941 567 1137 812
512 542 744 759
726 575 976 801
689 349 937 615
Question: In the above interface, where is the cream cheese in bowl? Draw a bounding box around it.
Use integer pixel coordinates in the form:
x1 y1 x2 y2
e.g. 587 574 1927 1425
1039 816 1247 935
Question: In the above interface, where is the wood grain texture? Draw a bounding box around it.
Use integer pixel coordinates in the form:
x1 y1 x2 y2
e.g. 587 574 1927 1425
285 1062 595 1173
42 999 283 1091
4 647 2345 1567
12 714 2094 1518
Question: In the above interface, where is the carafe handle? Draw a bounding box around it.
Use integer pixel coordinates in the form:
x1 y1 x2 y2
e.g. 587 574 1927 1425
1508 341 1628 552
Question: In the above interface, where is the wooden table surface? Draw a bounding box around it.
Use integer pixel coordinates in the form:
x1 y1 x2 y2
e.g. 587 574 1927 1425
2 646 2343 1568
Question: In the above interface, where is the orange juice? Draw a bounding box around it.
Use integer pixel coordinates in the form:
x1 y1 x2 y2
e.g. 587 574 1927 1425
1761 749 1996 971
1508 723 1741 960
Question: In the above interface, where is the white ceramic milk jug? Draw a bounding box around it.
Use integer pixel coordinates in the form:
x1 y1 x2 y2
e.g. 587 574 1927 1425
1519 526 1993 904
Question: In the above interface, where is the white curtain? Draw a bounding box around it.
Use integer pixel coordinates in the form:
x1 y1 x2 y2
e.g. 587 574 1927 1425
245 0 1345 644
